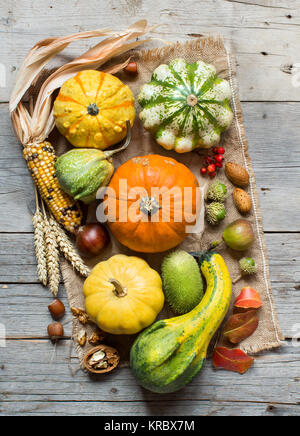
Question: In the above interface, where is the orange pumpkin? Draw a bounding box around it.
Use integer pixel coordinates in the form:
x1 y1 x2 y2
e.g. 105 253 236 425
104 155 201 253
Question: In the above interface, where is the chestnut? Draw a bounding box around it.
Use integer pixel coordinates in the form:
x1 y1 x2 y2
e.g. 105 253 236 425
48 322 64 342
48 299 65 320
76 223 110 257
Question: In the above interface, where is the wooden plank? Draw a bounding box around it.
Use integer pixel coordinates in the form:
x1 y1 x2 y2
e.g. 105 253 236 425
1 398 300 416
1 279 300 339
1 232 300 284
0 230 299 285
0 284 72 338
1 0 300 102
1 102 300 232
1 339 300 406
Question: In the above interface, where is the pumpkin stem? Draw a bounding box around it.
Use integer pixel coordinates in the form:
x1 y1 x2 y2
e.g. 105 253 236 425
186 94 198 107
104 120 131 158
109 278 127 297
87 103 99 116
140 196 160 216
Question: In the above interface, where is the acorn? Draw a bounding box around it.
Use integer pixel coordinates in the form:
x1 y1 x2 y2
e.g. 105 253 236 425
206 202 226 225
206 180 228 202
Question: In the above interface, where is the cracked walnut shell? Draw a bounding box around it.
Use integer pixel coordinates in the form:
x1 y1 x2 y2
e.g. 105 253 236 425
83 345 120 374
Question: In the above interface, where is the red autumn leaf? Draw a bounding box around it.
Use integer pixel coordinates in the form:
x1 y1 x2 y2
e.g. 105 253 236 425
213 347 254 374
234 287 262 310
223 310 259 344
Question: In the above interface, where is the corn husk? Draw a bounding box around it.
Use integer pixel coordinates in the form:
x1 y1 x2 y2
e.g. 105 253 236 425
9 20 152 146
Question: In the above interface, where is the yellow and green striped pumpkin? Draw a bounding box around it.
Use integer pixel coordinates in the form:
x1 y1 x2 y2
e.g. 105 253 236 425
54 70 135 150
138 59 233 153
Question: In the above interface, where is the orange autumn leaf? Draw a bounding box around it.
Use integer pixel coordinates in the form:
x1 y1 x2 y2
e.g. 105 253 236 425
213 347 254 374
223 310 259 344
234 287 262 310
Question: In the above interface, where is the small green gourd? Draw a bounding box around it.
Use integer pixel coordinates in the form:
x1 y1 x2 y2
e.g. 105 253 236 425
55 149 114 203
55 121 131 204
161 250 203 314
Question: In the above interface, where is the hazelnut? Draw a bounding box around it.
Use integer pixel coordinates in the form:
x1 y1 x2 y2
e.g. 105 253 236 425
48 322 64 342
124 61 138 74
48 299 65 320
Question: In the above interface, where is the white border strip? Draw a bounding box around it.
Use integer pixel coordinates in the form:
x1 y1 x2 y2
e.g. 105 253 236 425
225 48 281 344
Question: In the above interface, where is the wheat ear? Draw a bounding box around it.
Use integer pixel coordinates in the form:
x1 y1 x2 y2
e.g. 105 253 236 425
42 201 60 296
32 187 48 286
50 216 90 278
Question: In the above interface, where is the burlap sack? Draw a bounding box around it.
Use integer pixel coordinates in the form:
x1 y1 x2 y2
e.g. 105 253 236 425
61 36 283 368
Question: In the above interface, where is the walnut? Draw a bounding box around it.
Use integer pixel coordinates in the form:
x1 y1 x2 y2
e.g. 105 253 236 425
77 329 87 347
71 307 90 325
88 328 106 345
83 345 120 374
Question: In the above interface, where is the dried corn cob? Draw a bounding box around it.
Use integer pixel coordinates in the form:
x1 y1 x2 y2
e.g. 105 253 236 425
23 141 82 233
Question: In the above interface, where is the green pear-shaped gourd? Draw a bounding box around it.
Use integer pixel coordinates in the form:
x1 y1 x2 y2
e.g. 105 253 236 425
55 149 114 204
130 252 232 393
55 121 131 204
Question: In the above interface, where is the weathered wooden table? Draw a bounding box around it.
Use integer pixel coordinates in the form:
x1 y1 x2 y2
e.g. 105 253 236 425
0 0 299 416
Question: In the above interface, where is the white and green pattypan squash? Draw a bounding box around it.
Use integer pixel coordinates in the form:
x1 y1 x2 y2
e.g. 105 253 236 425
138 58 233 153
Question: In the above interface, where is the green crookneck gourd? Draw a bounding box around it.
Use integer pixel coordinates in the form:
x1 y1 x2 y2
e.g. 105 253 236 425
130 251 232 393
55 121 131 204
138 58 233 153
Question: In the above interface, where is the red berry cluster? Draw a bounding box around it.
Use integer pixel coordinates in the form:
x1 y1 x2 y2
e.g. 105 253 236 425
200 146 225 178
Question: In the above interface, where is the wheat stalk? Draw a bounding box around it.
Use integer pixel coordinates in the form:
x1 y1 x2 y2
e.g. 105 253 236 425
32 187 48 286
42 201 60 296
50 216 90 278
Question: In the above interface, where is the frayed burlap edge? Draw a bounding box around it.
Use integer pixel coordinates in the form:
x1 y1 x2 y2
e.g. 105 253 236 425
224 42 283 351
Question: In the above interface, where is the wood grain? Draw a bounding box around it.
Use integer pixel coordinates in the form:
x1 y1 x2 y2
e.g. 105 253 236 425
1 0 300 102
1 0 300 417
1 399 300 417
1 340 300 412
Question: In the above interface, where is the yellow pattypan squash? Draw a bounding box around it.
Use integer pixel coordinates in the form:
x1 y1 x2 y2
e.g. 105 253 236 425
83 254 164 335
54 70 135 150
